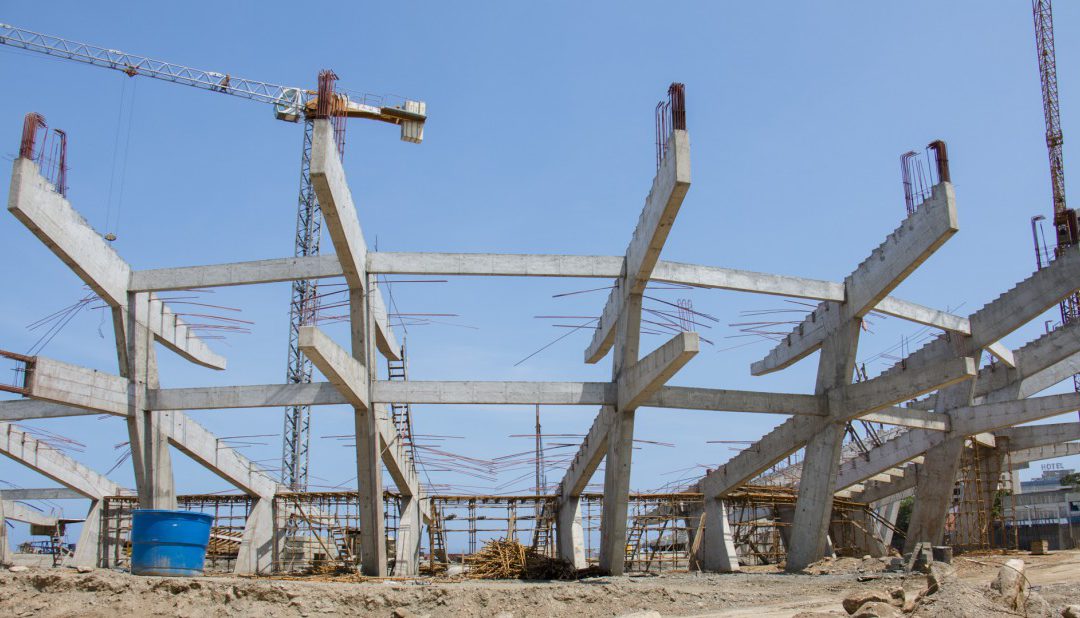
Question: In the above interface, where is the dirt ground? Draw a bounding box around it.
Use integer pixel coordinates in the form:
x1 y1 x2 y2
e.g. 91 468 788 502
1 551 1078 617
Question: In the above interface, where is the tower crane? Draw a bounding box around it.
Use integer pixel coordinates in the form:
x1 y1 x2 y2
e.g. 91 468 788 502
0 23 427 490
1030 2 1080 416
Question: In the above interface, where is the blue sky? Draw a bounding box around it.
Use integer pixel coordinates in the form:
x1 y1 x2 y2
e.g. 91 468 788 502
3 1 1080 537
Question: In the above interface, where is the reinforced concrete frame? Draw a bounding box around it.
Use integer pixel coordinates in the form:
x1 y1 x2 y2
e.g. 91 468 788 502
6 91 1080 577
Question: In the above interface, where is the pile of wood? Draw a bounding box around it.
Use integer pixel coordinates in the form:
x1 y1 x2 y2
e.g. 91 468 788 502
466 539 576 580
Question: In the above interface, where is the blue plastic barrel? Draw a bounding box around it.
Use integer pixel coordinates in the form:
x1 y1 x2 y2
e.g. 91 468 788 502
131 509 214 577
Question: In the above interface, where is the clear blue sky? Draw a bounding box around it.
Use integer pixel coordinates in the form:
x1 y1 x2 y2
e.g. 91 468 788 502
2 1 1080 537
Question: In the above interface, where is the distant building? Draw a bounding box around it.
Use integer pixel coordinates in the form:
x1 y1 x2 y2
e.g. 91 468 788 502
1020 463 1075 493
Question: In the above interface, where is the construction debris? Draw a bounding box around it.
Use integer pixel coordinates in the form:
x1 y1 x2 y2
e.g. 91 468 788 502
465 539 576 580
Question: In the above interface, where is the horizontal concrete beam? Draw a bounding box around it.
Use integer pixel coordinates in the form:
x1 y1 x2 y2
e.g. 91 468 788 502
861 406 950 431
148 381 824 415
872 296 970 334
617 332 699 411
298 326 369 410
647 386 822 416
24 356 127 417
835 392 1080 490
0 488 85 501
0 422 123 499
148 382 345 410
950 392 1080 436
841 356 976 419
129 255 343 292
2 501 59 527
0 400 99 421
371 381 612 406
979 322 1080 403
997 422 1080 451
1011 441 1080 464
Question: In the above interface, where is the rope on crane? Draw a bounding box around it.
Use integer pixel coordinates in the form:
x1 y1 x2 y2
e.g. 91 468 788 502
103 76 137 242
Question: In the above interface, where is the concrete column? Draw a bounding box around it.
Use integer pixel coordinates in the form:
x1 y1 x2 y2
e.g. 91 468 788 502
598 295 642 575
235 497 275 575
700 498 740 572
71 499 103 568
902 380 977 553
0 499 9 566
125 293 175 510
786 320 860 572
598 407 635 574
394 495 423 576
556 495 586 568
352 287 386 576
903 436 965 552
787 420 847 570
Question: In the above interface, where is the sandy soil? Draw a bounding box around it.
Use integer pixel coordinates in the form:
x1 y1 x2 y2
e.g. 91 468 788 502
0 551 1077 617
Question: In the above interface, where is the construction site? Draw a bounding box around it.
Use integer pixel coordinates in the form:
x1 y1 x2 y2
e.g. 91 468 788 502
3 2 1080 617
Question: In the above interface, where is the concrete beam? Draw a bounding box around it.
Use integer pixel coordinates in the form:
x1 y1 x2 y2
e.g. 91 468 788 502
0 422 122 499
7 158 224 370
298 326 369 410
8 158 129 307
752 186 958 376
861 406 950 431
839 356 976 419
370 286 401 360
147 381 823 416
158 413 279 499
969 245 1080 346
0 400 99 421
950 392 1080 436
835 392 1080 490
559 406 614 498
1 501 59 527
149 382 347 410
585 130 691 364
845 183 959 317
701 415 823 498
129 255 343 292
23 356 127 416
0 488 84 501
979 322 1080 403
997 422 1080 451
309 119 368 291
1011 442 1080 464
371 381 612 406
616 332 699 411
647 386 822 416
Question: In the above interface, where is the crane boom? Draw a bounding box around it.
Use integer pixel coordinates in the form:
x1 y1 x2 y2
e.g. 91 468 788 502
2 23 426 490
0 23 305 119
1032 0 1080 419
0 23 426 138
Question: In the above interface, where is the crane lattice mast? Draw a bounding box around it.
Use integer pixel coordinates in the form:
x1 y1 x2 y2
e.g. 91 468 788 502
0 24 426 490
1032 0 1080 415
